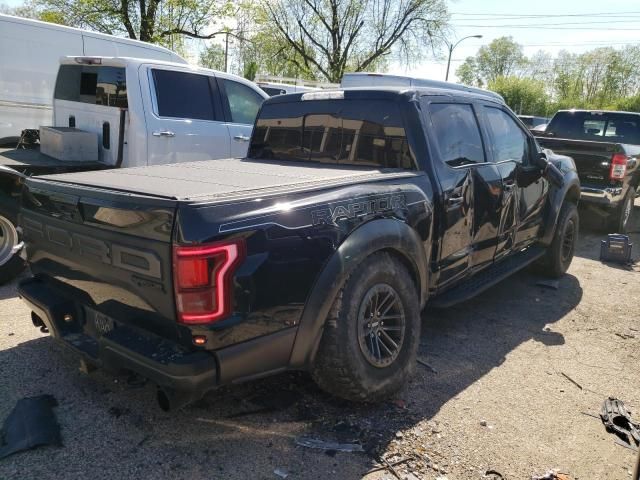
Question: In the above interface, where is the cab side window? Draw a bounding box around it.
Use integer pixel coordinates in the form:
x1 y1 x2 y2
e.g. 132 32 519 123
152 69 216 121
484 107 529 163
222 79 264 125
428 103 485 167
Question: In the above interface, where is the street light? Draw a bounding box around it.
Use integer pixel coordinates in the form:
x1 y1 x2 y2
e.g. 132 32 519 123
445 34 482 81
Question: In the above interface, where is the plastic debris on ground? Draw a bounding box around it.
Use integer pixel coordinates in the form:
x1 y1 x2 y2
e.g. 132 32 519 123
273 467 289 478
601 397 640 448
294 436 364 452
0 395 61 459
532 470 572 480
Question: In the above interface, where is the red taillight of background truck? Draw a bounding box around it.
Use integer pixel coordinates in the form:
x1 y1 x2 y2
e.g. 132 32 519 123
610 153 628 180
173 239 245 324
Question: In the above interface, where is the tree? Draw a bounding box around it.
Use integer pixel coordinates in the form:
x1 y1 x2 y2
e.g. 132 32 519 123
24 0 235 45
199 43 226 71
457 57 482 86
488 76 548 116
456 36 526 86
229 4 319 80
260 0 449 83
243 61 258 81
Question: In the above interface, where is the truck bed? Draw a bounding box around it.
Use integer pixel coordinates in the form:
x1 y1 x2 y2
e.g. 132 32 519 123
39 157 419 202
0 147 104 175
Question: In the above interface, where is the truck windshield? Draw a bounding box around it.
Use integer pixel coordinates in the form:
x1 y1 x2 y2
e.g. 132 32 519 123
546 111 640 144
249 99 415 169
54 65 127 108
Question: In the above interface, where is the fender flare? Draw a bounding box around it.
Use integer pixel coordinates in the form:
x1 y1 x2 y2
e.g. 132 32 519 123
288 218 429 368
540 171 580 246
0 165 26 222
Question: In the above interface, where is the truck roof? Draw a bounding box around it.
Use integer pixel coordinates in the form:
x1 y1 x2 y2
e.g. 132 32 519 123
267 86 505 105
555 109 640 116
61 56 265 91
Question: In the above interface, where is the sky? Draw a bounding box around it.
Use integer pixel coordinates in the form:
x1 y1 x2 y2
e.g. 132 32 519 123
4 0 640 82
401 0 640 82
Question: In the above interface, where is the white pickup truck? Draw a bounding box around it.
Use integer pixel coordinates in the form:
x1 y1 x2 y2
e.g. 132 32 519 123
0 56 268 280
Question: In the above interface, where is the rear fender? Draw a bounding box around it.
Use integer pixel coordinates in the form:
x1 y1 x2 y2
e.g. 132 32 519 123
288 218 429 368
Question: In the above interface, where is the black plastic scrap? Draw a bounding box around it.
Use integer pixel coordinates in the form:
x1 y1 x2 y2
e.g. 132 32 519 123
0 395 61 459
601 397 640 448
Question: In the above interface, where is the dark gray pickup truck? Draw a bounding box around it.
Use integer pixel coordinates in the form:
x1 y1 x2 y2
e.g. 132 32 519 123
17 87 579 410
534 110 640 232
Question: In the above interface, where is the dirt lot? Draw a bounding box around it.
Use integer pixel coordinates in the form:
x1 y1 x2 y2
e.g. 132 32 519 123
1 204 639 480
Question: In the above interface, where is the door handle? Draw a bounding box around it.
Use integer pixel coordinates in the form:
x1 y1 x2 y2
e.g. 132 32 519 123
447 195 464 207
152 130 175 137
233 135 250 142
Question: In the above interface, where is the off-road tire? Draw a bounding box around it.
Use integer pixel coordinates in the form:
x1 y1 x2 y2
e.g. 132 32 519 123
311 252 420 402
536 202 579 278
607 188 635 234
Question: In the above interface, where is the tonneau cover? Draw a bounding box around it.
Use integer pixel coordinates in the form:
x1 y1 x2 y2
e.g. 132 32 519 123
39 158 416 202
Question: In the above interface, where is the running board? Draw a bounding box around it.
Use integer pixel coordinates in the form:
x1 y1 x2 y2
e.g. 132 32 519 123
429 246 545 309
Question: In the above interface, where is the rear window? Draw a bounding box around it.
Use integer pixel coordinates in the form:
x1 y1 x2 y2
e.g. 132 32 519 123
546 112 640 144
54 65 127 107
249 99 414 169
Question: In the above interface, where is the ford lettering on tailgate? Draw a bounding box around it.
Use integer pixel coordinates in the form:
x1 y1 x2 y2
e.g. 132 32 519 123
22 217 162 279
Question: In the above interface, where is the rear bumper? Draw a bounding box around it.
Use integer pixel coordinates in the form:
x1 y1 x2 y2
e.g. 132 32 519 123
18 276 299 397
18 277 218 395
580 186 624 207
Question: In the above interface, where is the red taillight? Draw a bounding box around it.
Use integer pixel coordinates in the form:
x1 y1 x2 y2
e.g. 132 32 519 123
610 153 627 180
173 239 245 324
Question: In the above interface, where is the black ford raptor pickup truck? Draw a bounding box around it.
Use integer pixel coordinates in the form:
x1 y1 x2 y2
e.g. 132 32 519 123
17 87 580 410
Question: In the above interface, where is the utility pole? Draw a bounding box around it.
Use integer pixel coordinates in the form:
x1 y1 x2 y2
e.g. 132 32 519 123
224 32 229 73
445 34 483 81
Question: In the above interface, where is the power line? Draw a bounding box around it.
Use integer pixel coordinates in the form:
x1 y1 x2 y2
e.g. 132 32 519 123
450 11 640 17
453 20 640 26
451 24 640 30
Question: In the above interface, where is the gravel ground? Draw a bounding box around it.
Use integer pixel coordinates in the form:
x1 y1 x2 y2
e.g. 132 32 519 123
1 202 639 480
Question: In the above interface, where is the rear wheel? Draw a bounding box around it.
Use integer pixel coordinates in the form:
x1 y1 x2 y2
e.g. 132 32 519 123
535 202 579 278
311 252 420 402
0 214 24 284
608 189 635 234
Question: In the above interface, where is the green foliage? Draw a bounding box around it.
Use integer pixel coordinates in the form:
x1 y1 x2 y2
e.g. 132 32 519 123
199 43 226 71
612 94 640 112
459 37 640 115
488 76 548 116
243 61 258 81
21 0 234 44
457 37 526 87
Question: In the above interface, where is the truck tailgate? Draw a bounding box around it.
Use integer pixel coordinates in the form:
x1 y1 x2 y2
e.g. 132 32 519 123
535 136 617 184
20 178 181 341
